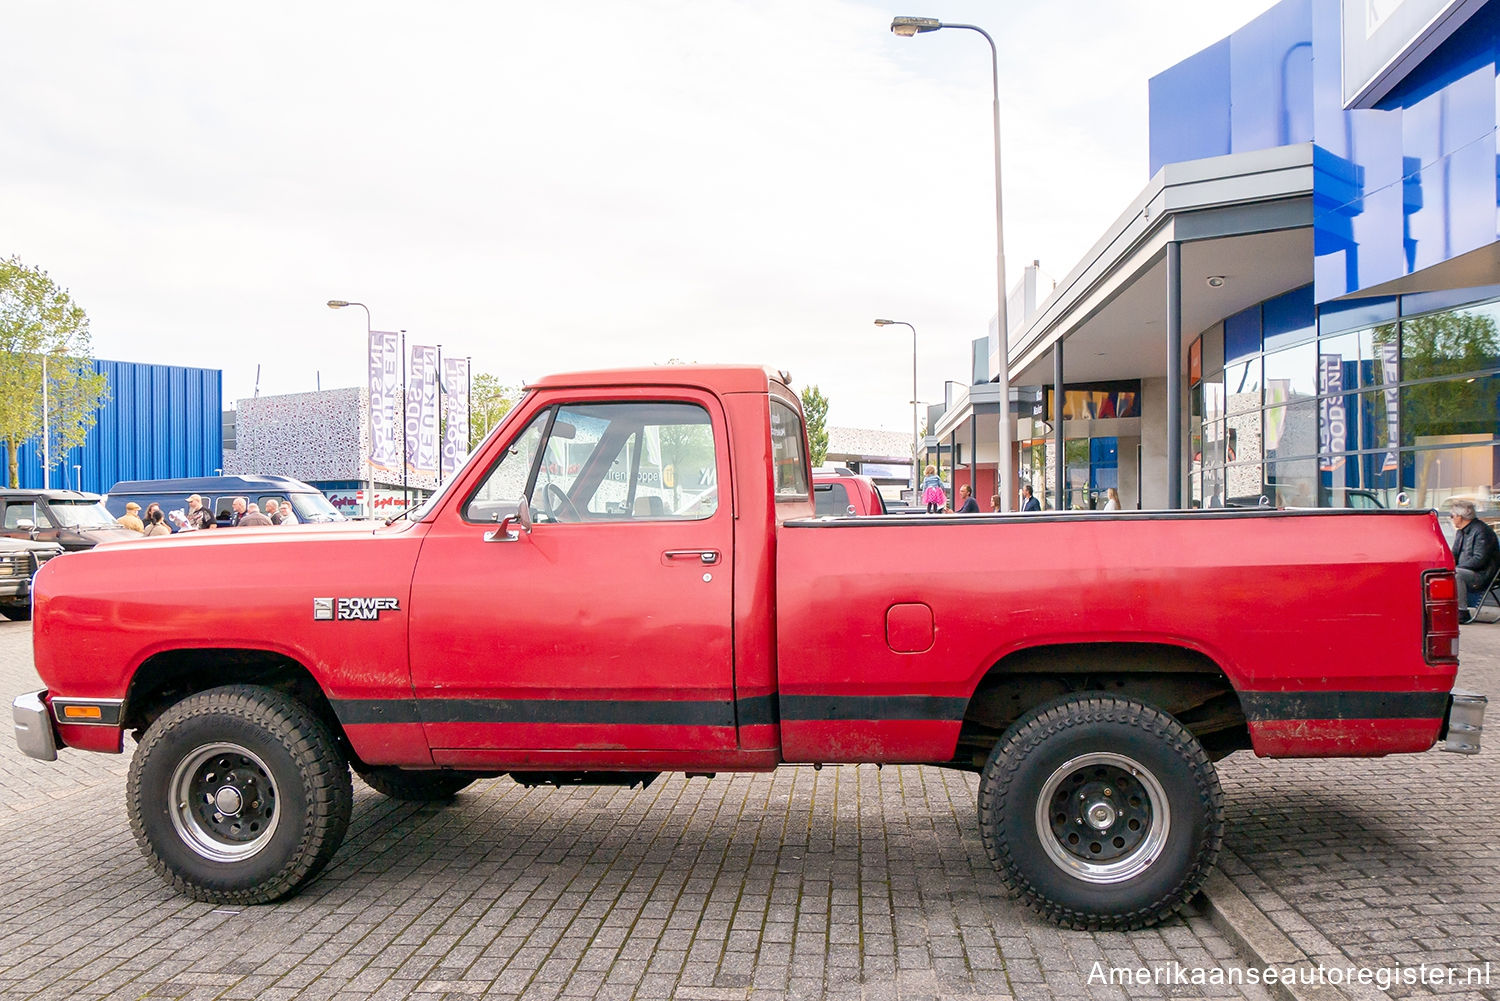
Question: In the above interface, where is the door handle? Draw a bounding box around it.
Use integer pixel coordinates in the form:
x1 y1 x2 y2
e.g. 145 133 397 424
663 549 719 565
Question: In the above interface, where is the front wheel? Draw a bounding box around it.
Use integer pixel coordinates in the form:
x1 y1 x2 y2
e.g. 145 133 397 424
978 694 1223 930
127 685 353 904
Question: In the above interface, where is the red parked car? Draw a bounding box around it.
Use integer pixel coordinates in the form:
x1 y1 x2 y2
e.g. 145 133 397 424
13 364 1485 930
813 472 886 516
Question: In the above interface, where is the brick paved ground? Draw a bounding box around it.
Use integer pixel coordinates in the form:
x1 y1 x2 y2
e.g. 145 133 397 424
0 619 1272 1001
1214 623 1499 1000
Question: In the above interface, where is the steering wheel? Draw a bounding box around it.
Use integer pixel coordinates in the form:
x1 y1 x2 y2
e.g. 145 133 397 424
541 482 581 523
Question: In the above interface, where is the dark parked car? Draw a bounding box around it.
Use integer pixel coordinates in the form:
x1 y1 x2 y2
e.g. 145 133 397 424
0 490 140 551
0 537 65 620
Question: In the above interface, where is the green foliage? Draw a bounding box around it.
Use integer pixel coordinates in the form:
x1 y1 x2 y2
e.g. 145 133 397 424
0 257 109 488
800 384 829 467
469 372 520 449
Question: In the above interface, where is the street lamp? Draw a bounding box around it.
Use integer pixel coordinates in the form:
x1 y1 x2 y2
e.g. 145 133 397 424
327 299 377 519
890 15 1013 511
874 319 919 500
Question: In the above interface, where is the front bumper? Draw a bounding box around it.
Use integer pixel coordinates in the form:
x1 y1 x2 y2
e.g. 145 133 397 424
13 690 57 762
1440 688 1486 754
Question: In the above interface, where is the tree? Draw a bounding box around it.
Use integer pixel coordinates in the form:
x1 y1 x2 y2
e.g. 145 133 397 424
800 385 829 467
468 371 520 449
0 257 109 488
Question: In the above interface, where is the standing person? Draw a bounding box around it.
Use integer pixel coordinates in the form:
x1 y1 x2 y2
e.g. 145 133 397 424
237 502 272 527
990 494 1002 512
1449 500 1499 614
116 502 145 533
1020 484 1042 512
264 499 282 525
956 484 980 513
920 465 945 514
183 494 215 531
229 497 247 526
141 507 172 537
1102 487 1121 511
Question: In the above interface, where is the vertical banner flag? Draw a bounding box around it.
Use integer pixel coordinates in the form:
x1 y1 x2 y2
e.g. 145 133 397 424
1318 354 1346 471
441 357 470 479
407 344 440 477
1380 343 1400 472
368 331 402 472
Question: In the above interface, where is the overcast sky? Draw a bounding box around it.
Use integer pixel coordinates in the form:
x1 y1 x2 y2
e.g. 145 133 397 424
5 0 1277 431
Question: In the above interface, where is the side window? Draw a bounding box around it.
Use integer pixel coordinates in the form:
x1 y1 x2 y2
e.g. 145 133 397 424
463 410 550 523
770 399 809 500
529 401 719 523
814 482 851 516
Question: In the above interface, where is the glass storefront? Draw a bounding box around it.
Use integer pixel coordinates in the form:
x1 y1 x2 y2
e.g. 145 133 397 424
1191 284 1500 520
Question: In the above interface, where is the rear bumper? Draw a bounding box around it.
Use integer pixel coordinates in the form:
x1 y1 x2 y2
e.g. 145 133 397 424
13 690 58 762
1440 688 1486 754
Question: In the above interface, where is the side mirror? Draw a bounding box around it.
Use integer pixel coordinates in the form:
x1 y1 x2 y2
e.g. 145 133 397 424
486 496 534 543
17 519 35 531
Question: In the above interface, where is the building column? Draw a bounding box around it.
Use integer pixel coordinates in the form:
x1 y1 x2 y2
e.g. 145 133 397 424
969 414 977 506
1052 340 1064 511
1166 241 1183 509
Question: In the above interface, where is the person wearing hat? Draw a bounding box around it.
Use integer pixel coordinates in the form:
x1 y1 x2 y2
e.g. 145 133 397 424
116 502 145 534
183 494 215 531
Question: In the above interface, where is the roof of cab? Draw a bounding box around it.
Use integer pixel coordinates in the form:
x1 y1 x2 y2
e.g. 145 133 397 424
528 365 785 394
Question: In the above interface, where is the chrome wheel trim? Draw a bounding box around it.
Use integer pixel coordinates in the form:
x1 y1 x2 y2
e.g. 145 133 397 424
168 742 280 863
1035 750 1171 884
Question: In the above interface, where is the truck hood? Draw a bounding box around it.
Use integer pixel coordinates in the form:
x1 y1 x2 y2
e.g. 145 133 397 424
92 518 404 553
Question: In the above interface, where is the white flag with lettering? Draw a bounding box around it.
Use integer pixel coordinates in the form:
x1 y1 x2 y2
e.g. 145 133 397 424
441 357 470 479
367 331 402 472
406 344 440 477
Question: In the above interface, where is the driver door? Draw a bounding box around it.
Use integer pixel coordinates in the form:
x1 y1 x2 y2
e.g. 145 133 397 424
408 392 736 763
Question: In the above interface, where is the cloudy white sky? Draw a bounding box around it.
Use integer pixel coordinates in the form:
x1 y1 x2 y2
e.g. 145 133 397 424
5 0 1276 431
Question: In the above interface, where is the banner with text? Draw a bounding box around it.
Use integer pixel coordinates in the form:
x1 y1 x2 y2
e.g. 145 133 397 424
441 357 470 479
1318 354 1346 471
367 331 402 472
407 344 440 477
1380 343 1400 472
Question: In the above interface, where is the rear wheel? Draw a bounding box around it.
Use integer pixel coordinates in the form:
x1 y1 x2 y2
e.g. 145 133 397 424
978 693 1223 929
356 766 477 801
127 685 352 903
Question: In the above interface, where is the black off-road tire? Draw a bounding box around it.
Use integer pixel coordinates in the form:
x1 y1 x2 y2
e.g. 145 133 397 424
0 605 30 621
978 693 1223 930
127 685 353 904
356 766 477 801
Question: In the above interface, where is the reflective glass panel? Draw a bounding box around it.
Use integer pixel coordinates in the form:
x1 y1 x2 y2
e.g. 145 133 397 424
1264 401 1318 459
1400 374 1500 446
1263 341 1317 401
1401 299 1500 379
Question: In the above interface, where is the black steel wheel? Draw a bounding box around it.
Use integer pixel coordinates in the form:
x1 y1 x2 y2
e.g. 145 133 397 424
978 693 1223 930
356 766 477 801
127 685 352 904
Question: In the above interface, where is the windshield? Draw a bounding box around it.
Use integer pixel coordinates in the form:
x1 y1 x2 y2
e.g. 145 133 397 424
49 499 121 530
288 493 346 524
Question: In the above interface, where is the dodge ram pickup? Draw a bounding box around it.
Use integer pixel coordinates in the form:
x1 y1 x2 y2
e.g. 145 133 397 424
12 364 1487 930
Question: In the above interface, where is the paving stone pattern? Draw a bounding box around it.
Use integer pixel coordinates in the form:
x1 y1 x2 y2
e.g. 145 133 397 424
1215 624 1500 1000
0 620 1274 1001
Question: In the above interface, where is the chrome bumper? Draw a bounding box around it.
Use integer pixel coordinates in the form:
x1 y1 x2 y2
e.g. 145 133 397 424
1440 688 1486 754
12 690 57 762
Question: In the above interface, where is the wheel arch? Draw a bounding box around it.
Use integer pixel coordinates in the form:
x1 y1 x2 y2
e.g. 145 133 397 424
953 641 1251 768
122 648 347 757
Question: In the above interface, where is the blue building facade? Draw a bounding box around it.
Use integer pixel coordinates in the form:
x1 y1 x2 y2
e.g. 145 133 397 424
9 359 222 494
1150 0 1500 510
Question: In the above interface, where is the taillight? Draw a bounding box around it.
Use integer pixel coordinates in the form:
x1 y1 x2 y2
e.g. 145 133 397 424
1423 569 1460 663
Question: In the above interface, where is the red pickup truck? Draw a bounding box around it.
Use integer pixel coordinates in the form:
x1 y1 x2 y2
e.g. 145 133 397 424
12 365 1486 930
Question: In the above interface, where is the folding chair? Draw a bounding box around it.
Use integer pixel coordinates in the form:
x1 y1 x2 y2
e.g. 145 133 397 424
1460 563 1500 624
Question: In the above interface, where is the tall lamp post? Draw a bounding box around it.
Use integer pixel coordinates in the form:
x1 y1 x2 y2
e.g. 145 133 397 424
874 319 920 500
327 299 377 518
891 16 1012 511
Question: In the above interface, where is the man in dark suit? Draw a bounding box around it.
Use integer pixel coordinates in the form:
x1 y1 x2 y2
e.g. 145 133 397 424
1020 484 1042 512
1449 499 1499 616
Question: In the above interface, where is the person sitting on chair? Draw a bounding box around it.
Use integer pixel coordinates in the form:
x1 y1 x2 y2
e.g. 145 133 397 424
1448 499 1498 618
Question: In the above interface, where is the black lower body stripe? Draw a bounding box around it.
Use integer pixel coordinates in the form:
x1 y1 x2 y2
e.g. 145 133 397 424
330 694 965 727
779 695 968 722
1240 690 1450 721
